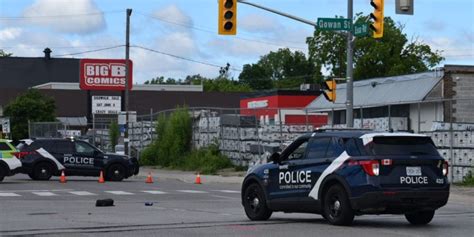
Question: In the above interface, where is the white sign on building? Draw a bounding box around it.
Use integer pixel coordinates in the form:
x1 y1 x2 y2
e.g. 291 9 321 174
92 96 121 114
0 117 10 134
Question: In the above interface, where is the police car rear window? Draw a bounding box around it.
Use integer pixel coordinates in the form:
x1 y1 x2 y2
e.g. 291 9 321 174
370 136 439 156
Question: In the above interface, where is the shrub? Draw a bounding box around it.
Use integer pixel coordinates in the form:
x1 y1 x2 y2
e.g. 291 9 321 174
140 108 234 173
183 144 233 174
461 171 474 186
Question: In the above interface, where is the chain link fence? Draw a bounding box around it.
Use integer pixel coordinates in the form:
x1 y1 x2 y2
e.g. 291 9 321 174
28 98 474 182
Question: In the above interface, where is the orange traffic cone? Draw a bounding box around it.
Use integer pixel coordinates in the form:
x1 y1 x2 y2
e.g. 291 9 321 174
194 173 202 184
146 172 153 184
98 170 105 183
59 170 67 183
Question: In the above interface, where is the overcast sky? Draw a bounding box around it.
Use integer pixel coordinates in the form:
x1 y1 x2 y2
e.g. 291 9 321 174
1 0 473 84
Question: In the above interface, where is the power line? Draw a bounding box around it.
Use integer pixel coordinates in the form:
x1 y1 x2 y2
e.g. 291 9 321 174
132 45 242 71
53 45 125 57
135 11 307 51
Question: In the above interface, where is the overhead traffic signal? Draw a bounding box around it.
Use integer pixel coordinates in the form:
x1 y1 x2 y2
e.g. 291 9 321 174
218 0 237 35
322 79 336 103
370 0 384 38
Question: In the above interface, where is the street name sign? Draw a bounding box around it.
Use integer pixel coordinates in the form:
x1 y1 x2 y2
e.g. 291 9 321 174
354 23 369 37
317 18 352 31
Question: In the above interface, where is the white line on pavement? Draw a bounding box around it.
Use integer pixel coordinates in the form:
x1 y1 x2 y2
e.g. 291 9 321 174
0 193 21 197
69 191 97 196
213 190 240 194
176 190 208 194
32 192 57 196
104 191 134 195
142 191 168 194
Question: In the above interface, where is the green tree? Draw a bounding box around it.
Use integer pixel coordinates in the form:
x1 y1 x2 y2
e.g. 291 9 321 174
239 48 317 89
0 49 12 57
4 89 56 140
306 15 444 80
238 64 273 90
109 121 119 152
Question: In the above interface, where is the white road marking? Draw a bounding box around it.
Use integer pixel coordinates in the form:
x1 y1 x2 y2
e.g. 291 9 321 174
69 191 97 196
213 190 240 194
32 192 57 196
0 193 21 197
176 190 208 194
104 191 134 195
142 191 168 195
0 189 73 193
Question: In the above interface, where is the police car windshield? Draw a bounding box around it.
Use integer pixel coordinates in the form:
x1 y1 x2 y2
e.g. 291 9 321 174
370 136 439 156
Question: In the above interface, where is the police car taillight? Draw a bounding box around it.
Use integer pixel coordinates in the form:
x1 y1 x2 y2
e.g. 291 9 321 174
360 160 380 176
442 161 449 176
12 151 36 158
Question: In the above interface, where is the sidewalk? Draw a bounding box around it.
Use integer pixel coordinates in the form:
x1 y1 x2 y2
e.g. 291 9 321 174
136 167 246 184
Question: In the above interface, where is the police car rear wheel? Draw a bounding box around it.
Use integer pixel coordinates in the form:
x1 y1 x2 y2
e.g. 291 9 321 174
405 210 435 225
243 183 272 221
32 163 53 181
106 164 125 181
323 185 354 226
0 167 5 182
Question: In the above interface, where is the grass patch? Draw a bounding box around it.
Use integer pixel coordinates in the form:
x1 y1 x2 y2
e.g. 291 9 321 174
461 171 474 186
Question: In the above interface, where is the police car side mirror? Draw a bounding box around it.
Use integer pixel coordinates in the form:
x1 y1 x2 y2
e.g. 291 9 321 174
269 152 281 164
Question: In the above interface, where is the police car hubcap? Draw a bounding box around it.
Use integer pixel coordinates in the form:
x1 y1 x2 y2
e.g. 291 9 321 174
41 169 46 174
252 197 260 207
114 170 120 175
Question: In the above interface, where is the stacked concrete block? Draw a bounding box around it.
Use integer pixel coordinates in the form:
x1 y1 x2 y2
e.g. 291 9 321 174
352 117 408 131
451 166 473 183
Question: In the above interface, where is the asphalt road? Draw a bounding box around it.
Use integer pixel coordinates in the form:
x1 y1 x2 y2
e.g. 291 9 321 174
1 174 473 237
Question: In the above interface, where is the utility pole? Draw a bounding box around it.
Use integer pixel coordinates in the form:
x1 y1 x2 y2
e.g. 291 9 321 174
346 0 354 128
124 8 132 156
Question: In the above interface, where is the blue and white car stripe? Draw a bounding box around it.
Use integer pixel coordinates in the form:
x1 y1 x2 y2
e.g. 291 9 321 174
308 151 351 200
36 148 65 170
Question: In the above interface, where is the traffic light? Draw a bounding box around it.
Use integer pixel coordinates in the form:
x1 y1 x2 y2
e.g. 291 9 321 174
218 0 237 35
370 0 384 38
322 79 336 103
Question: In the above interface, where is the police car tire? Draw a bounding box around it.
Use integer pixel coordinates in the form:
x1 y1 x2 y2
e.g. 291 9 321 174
405 210 435 225
323 185 354 226
106 164 125 182
0 168 5 182
243 183 272 221
32 162 54 181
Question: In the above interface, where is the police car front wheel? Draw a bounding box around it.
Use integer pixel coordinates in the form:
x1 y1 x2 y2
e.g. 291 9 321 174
323 185 354 226
106 164 126 181
405 210 435 225
243 183 272 221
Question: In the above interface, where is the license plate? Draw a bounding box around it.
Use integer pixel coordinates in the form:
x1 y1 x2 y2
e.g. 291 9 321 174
406 167 422 176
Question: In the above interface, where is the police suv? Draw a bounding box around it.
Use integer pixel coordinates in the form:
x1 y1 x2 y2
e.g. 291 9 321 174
17 138 139 181
241 130 450 226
